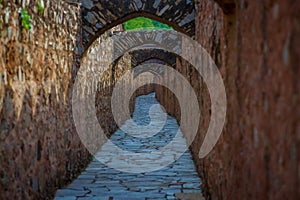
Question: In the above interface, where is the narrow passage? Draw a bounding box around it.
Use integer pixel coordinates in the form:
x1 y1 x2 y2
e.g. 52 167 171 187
55 93 202 200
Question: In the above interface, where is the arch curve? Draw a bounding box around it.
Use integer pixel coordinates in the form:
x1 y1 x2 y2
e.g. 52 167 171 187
130 49 177 69
81 0 195 50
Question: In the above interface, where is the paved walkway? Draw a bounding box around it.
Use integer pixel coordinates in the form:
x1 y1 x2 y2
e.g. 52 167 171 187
55 93 202 200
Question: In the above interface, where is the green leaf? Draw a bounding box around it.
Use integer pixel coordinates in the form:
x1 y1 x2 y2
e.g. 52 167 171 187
20 8 32 30
38 0 44 13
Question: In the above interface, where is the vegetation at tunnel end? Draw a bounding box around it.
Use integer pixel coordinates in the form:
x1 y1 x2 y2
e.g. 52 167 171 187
124 17 173 31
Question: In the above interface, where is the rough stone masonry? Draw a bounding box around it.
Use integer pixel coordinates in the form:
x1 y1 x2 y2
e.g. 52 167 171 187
0 0 87 199
156 0 299 199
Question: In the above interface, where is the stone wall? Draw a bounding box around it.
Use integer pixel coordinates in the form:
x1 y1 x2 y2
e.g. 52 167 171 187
79 27 132 140
96 52 133 136
155 0 299 199
0 0 90 199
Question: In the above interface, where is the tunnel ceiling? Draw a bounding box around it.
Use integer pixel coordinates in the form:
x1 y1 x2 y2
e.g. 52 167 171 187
81 0 195 50
130 49 177 69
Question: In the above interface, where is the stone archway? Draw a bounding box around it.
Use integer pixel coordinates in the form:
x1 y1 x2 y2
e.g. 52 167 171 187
130 49 177 69
80 0 196 50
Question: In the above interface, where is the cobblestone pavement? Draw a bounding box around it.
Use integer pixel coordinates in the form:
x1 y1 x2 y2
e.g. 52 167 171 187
55 93 202 200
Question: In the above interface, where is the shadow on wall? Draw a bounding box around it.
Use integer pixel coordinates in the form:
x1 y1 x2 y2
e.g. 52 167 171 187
0 1 90 199
156 0 299 199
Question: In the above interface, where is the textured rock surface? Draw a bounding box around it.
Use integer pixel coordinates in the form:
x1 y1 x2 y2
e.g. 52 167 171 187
0 0 86 199
156 0 299 199
79 26 133 138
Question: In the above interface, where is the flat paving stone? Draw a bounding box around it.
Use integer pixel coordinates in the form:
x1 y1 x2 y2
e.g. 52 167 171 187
54 93 203 200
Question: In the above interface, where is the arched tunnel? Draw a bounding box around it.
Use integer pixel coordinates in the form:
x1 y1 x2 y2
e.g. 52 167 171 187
0 0 299 199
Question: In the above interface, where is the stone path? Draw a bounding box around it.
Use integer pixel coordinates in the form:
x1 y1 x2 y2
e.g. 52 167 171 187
55 93 202 200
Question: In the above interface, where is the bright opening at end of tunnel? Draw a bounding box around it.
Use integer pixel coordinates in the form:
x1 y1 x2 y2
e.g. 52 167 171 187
124 17 173 31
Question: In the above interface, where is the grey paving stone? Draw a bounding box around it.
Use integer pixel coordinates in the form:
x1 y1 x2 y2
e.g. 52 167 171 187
55 189 89 197
54 197 77 200
54 93 202 199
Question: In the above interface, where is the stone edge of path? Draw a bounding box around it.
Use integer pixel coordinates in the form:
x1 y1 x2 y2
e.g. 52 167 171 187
175 192 205 200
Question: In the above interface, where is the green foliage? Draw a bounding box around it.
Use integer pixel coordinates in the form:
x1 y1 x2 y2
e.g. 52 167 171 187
20 8 32 30
0 0 2 4
124 17 173 31
38 0 44 13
